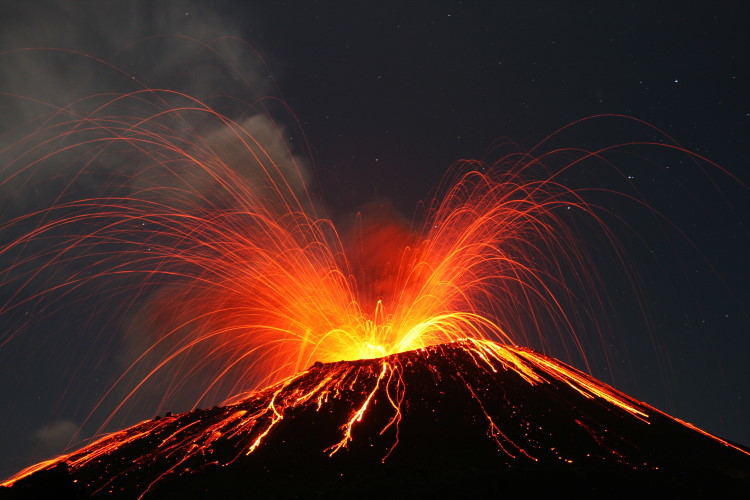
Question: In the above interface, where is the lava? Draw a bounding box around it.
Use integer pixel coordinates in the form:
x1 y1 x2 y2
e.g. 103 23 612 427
0 85 624 419
0 46 747 496
2 339 748 497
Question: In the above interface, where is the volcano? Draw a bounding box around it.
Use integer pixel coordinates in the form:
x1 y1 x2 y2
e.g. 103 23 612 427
2 338 748 498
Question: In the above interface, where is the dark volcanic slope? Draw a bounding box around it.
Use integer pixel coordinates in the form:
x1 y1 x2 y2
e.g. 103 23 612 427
3 339 749 498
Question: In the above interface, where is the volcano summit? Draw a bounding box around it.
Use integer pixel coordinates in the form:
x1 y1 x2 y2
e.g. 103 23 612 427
2 338 748 498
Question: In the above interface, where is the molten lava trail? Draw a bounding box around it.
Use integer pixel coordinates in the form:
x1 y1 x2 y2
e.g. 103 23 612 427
3 339 747 498
0 50 746 496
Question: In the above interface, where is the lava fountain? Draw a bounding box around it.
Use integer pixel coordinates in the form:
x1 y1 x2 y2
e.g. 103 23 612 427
0 85 619 412
0 46 747 497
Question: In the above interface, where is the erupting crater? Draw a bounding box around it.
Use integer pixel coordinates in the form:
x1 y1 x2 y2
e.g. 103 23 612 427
4 338 748 498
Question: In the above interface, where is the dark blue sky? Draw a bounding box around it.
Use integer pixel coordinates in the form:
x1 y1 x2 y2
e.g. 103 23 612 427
0 1 748 478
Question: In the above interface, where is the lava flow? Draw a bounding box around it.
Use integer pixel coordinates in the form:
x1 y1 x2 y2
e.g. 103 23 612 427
0 68 747 495
3 339 749 497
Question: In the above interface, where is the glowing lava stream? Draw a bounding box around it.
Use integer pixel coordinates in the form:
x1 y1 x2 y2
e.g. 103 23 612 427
0 68 746 494
3 338 747 495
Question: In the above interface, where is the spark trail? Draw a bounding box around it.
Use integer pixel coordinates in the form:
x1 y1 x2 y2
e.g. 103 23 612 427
0 48 747 496
0 86 625 416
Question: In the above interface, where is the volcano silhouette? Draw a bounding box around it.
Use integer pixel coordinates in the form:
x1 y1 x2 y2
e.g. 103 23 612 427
3 339 749 498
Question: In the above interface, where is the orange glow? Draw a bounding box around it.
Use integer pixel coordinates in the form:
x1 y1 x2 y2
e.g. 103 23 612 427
3 338 747 492
0 71 744 491
0 89 626 417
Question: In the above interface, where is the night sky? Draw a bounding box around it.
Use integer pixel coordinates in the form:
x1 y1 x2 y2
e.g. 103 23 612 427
1 1 748 477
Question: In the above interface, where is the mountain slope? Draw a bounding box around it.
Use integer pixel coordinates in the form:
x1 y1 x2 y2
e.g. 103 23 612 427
3 338 749 498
